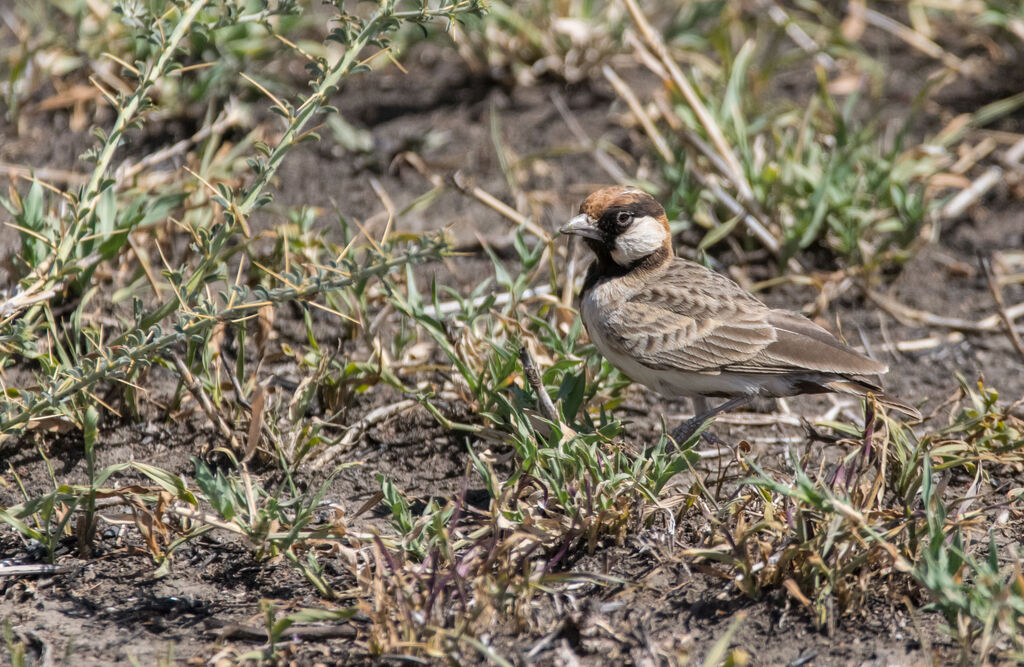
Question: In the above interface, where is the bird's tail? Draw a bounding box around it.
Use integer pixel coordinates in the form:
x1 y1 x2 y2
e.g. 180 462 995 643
826 380 922 422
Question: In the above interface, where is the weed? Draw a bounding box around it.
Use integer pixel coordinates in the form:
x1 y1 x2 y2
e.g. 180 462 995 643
1 0 1023 664
684 383 1024 658
2 618 27 667
445 0 625 84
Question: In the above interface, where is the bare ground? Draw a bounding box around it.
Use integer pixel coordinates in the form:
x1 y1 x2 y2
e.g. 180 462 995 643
2 38 1023 666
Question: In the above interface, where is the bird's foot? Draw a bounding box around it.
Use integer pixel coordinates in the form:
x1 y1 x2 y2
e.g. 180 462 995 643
668 417 727 448
668 416 701 446
668 396 755 449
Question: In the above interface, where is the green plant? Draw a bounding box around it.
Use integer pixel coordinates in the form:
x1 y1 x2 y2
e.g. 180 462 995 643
362 221 706 660
0 1 485 446
657 42 939 266
2 618 27 667
3 0 1024 662
0 460 197 564
444 0 624 84
240 603 359 664
683 383 1024 659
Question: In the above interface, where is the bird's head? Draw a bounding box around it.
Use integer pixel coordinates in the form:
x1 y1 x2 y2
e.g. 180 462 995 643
560 186 671 269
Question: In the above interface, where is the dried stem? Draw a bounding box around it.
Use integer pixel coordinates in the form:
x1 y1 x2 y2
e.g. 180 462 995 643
519 345 558 423
619 0 753 203
980 254 1024 363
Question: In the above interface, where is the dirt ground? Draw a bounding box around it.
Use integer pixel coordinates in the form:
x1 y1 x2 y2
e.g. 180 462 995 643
2 33 1023 666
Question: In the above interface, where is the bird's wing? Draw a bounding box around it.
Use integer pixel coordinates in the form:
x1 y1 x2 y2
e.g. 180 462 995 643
604 259 887 377
600 260 777 372
751 309 888 378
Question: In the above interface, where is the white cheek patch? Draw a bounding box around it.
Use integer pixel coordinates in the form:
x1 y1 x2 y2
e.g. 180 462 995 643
611 216 666 266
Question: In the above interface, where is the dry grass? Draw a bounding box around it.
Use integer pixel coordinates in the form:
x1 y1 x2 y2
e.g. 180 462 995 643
1 0 1023 664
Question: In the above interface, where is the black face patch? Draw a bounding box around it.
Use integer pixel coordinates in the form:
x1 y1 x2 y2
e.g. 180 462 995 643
597 206 633 238
595 195 665 242
576 188 668 266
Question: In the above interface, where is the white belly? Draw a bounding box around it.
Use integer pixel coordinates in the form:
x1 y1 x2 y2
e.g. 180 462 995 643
592 336 764 397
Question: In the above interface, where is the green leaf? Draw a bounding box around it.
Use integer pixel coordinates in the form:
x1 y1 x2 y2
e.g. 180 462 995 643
557 369 587 421
83 405 99 466
96 187 117 237
0 507 45 541
696 213 742 252
192 458 236 520
24 181 44 231
285 607 358 624
138 193 186 227
136 462 198 505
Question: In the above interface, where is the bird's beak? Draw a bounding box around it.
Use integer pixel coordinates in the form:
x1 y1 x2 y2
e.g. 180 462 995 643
559 214 602 241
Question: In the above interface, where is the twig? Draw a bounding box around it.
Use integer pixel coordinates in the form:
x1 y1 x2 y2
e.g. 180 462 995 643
369 177 397 246
688 158 789 260
759 0 836 70
208 622 357 641
867 289 1024 333
619 0 753 203
450 172 551 242
312 399 419 467
940 167 1001 219
0 564 71 577
118 104 246 179
950 137 997 175
642 79 800 271
981 254 1024 363
713 412 803 427
861 7 966 73
602 65 674 164
166 506 251 537
172 354 241 451
0 164 90 185
676 150 805 272
1003 136 1024 169
0 253 100 320
693 447 732 459
421 283 554 318
857 331 965 355
624 29 669 80
519 346 558 423
549 90 629 183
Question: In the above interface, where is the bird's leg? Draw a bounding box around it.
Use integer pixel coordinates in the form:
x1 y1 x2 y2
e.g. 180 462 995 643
669 395 753 446
849 399 877 491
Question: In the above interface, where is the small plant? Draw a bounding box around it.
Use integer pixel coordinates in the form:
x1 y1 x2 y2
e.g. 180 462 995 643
238 603 360 664
2 618 27 667
2 0 1023 662
444 0 625 84
1 0 485 445
364 223 702 660
655 42 939 267
682 382 1024 659
1 459 197 565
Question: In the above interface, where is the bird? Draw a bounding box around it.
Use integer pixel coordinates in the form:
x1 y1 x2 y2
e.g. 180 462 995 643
560 185 920 444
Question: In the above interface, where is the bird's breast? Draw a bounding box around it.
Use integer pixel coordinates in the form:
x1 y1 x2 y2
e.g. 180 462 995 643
580 279 717 397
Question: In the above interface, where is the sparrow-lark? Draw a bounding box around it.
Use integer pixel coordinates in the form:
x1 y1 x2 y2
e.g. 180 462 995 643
561 186 920 443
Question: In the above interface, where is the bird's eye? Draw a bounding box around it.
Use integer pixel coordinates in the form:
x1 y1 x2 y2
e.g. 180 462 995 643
615 211 632 226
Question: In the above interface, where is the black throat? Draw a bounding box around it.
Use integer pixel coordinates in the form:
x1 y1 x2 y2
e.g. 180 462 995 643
581 243 671 294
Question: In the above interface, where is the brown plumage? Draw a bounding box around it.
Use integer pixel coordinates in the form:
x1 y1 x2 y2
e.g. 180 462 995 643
560 186 920 440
